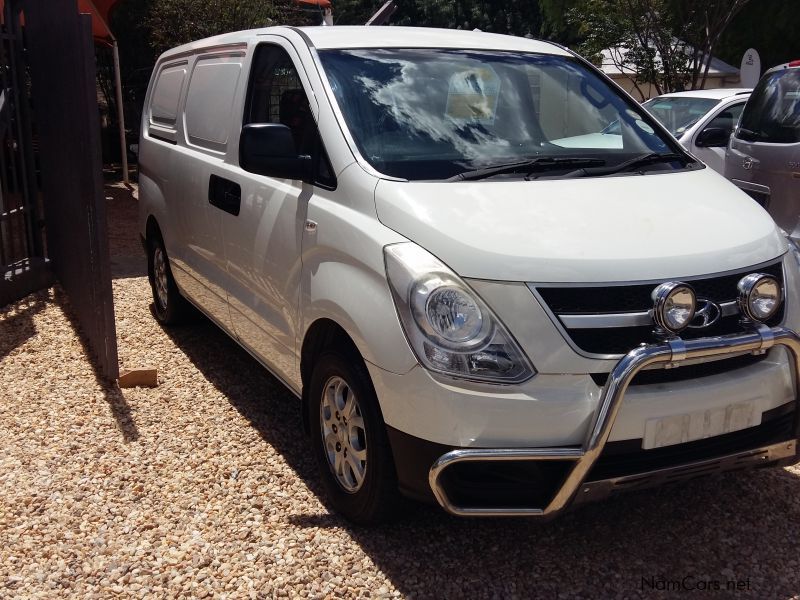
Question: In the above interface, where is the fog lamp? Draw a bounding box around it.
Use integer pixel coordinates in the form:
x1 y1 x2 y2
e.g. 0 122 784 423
651 282 696 334
737 273 781 323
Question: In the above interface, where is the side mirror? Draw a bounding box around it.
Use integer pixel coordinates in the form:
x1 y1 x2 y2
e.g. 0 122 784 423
239 123 311 181
695 127 731 148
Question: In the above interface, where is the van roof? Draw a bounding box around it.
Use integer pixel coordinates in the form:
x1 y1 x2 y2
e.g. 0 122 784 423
158 25 572 60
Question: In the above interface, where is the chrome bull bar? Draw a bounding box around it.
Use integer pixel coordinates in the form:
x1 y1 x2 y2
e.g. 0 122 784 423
428 325 800 517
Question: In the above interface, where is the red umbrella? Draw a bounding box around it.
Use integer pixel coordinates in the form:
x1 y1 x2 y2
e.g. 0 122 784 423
295 0 333 9
81 0 119 45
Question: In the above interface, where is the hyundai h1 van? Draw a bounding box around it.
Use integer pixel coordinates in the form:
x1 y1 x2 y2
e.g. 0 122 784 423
139 26 800 524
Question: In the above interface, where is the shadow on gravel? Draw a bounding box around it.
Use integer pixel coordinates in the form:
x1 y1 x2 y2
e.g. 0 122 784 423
159 310 320 488
0 290 49 361
160 309 800 598
51 287 139 442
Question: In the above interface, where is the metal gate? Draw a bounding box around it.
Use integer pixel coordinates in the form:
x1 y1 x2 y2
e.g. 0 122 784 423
0 0 49 305
1 0 119 381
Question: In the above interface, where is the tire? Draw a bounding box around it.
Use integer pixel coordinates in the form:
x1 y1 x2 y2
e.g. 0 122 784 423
147 232 190 325
308 350 400 525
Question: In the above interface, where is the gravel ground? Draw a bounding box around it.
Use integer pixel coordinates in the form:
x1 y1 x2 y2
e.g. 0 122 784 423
2 183 800 598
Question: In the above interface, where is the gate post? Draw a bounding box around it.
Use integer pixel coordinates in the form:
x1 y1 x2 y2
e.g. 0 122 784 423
22 0 119 380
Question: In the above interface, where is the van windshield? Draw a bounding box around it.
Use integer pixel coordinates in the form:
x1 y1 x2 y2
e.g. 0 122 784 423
318 49 684 180
737 69 800 144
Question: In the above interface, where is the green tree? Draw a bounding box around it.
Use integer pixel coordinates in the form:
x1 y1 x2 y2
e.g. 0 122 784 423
332 0 544 38
145 0 291 56
715 0 800 73
111 0 304 128
568 0 749 97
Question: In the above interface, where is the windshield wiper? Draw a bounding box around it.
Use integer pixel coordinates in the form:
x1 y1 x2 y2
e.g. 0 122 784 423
446 157 606 182
555 152 693 178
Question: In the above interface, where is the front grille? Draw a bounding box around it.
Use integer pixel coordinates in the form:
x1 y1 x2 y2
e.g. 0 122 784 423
535 259 784 356
589 352 769 387
587 402 795 481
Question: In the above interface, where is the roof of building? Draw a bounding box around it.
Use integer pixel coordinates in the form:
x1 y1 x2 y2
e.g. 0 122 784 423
601 45 739 77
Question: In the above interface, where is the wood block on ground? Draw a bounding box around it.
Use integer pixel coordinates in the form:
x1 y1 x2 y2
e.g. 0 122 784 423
118 368 158 388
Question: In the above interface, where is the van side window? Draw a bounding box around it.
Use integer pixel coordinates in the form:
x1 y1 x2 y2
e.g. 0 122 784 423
184 55 244 153
148 62 187 143
244 44 336 188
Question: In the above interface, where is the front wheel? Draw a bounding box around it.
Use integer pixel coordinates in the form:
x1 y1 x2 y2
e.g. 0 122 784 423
308 351 400 525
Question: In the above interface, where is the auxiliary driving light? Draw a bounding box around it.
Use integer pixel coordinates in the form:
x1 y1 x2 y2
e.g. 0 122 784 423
737 273 781 323
651 282 696 334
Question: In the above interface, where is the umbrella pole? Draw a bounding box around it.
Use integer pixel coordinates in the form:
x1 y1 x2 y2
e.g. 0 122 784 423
112 39 128 184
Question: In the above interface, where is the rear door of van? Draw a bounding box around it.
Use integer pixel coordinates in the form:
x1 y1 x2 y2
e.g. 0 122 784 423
170 48 249 331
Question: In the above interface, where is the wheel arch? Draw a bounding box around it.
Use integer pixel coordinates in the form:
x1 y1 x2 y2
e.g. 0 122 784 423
300 318 362 434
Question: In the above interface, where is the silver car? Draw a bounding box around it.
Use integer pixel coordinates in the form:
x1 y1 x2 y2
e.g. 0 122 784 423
643 89 751 174
726 61 800 240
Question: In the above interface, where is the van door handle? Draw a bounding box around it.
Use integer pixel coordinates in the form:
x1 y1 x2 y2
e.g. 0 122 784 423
209 175 241 216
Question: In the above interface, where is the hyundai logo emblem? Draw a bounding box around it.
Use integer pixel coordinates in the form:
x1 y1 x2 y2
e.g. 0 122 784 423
689 299 722 329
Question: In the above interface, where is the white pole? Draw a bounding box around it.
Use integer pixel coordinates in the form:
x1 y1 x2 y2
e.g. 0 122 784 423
112 40 128 184
84 0 128 184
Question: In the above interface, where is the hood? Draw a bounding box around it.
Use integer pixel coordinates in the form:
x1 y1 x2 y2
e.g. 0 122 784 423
375 168 787 282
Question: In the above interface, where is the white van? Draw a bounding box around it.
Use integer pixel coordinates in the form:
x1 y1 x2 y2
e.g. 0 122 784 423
139 26 800 524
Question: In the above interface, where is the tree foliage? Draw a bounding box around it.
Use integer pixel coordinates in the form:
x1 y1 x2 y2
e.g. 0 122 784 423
715 0 800 72
567 0 750 97
145 0 290 56
332 0 546 38
111 0 303 126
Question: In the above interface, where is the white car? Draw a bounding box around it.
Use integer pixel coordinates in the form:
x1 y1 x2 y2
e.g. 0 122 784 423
138 26 800 524
643 89 751 174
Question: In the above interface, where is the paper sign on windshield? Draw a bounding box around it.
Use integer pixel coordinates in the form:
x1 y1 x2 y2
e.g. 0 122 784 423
446 67 501 124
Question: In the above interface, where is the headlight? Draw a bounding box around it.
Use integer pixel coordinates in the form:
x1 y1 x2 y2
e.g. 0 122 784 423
738 273 782 322
413 284 492 349
651 282 696 334
385 243 535 384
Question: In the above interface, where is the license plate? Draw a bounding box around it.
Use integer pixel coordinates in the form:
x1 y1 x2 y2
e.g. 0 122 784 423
642 401 761 449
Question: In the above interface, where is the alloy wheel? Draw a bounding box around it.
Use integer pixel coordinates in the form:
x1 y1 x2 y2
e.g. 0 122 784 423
320 375 368 493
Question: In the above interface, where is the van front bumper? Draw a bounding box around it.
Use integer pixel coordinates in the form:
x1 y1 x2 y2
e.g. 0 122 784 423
417 325 800 517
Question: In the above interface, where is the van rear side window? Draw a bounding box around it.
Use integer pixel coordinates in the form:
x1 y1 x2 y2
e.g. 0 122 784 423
184 55 243 152
150 63 187 127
